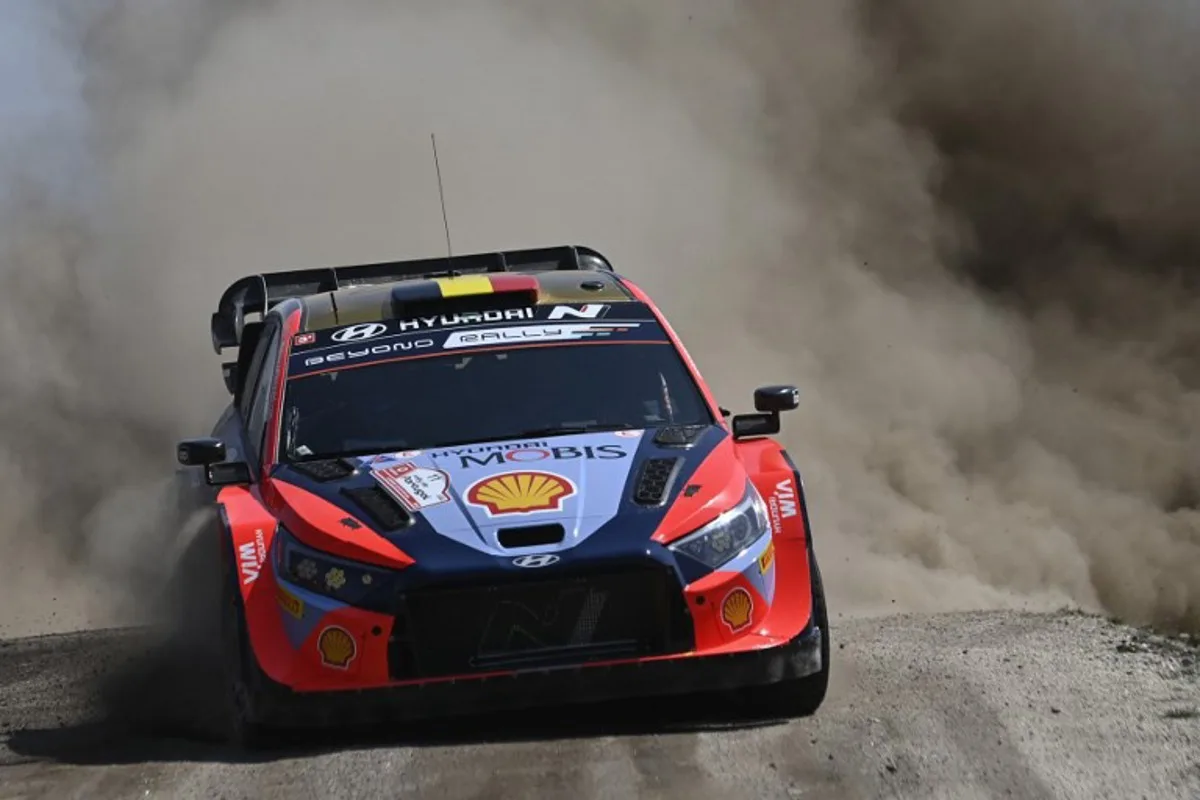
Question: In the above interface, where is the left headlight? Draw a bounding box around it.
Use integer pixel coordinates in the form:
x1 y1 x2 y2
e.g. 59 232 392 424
274 527 396 610
668 480 771 570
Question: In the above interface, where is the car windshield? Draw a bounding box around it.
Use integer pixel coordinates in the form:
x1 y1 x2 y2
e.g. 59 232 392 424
279 342 714 461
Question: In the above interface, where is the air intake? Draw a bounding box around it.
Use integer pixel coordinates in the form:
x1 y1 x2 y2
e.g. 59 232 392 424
497 523 566 549
290 458 357 482
633 458 682 506
341 485 412 530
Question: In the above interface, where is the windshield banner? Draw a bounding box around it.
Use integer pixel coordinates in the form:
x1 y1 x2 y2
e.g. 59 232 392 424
288 301 670 378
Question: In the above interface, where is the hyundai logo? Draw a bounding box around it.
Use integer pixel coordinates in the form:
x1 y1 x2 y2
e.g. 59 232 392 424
331 323 389 342
512 554 560 568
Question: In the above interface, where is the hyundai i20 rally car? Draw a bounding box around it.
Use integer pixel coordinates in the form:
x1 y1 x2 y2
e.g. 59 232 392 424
171 244 830 745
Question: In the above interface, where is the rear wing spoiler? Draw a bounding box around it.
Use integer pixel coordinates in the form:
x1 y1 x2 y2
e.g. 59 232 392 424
209 244 614 353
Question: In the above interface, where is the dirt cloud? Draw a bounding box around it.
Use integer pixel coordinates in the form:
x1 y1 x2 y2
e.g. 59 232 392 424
1 0 1199 636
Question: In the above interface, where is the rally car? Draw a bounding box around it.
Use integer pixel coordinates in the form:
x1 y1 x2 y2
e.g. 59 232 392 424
170 244 830 746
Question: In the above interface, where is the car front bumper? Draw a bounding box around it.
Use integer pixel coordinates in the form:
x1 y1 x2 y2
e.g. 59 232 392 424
245 619 823 729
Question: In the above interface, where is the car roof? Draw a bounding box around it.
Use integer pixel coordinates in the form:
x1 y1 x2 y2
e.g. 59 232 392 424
293 268 638 332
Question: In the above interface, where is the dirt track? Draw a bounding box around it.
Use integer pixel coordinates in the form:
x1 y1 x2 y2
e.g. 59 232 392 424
1 610 1196 800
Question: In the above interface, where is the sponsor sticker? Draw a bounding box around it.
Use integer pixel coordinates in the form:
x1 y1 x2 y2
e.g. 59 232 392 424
441 323 640 350
396 307 534 331
317 625 358 669
758 540 776 575
302 337 435 368
466 471 576 516
293 332 316 346
456 444 627 469
721 587 754 633
277 585 304 619
372 462 451 511
614 429 643 438
238 528 267 586
767 478 799 535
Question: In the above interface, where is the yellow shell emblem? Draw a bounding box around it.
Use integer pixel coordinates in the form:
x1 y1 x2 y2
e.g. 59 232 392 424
317 625 357 669
721 588 754 633
467 471 575 515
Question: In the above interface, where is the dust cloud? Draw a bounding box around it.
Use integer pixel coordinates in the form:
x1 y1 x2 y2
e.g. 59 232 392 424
1 0 1198 637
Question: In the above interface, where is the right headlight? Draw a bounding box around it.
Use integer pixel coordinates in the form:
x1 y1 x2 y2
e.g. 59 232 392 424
668 480 771 570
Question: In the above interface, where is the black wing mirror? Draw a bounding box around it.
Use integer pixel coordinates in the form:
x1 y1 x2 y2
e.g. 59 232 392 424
754 385 799 413
731 412 780 439
732 384 798 441
177 438 252 487
177 437 226 466
205 460 253 487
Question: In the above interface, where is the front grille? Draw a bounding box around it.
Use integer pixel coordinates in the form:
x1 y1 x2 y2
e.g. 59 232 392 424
388 564 693 680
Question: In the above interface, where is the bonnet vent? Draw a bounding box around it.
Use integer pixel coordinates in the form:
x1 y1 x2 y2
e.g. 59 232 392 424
633 458 682 506
653 425 708 447
290 458 357 482
341 485 413 530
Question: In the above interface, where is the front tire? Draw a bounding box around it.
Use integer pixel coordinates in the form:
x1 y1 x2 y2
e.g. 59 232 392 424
168 521 275 748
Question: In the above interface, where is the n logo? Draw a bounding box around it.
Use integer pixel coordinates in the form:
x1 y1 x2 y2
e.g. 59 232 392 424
547 304 609 320
476 587 608 655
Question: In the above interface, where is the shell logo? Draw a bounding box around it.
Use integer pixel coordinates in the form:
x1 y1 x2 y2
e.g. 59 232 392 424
721 587 754 633
317 625 357 670
466 471 576 516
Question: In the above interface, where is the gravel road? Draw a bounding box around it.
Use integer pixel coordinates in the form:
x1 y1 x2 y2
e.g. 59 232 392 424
1 610 1196 800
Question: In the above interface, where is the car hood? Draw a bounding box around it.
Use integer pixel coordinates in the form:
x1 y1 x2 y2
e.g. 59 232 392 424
270 425 739 562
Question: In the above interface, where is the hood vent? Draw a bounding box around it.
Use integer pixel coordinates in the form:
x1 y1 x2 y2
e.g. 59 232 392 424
633 457 682 506
653 425 708 448
497 523 566 549
291 458 357 482
341 485 412 530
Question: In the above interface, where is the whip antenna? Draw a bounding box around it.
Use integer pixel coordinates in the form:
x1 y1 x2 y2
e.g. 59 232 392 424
431 133 453 258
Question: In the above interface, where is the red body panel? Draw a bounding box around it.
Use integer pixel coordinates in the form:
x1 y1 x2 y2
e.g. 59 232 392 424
266 478 413 570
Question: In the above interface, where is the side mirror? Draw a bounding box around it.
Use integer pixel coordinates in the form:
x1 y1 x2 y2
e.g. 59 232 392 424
177 437 226 467
754 385 799 413
731 412 780 440
206 460 253 487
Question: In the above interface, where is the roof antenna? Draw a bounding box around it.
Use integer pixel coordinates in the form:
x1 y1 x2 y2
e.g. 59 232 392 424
431 133 454 260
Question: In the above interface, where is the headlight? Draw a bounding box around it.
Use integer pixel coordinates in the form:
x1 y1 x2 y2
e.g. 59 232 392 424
273 527 396 610
668 481 771 570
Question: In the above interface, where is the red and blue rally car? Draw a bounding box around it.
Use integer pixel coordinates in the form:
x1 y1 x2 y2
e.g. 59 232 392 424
171 245 830 745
